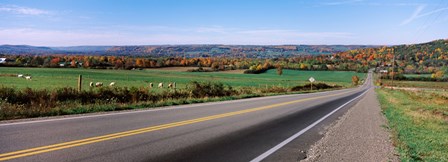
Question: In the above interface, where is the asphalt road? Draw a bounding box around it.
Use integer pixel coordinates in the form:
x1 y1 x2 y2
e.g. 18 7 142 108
0 73 373 162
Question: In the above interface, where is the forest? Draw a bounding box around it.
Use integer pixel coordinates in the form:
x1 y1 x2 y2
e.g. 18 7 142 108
1 39 447 78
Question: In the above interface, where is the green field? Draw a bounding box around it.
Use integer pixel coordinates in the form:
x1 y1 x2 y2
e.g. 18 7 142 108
377 89 448 161
403 74 432 78
0 67 366 90
404 74 448 79
381 80 448 89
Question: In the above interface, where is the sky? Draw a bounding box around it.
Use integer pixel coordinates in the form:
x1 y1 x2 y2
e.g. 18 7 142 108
0 0 447 46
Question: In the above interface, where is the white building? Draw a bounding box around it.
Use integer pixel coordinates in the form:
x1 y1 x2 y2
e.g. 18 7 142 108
0 58 6 64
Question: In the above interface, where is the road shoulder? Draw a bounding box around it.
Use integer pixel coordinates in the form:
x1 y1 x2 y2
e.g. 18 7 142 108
302 88 398 162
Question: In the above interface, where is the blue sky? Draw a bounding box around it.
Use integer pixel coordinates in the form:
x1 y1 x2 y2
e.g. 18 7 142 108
0 0 447 46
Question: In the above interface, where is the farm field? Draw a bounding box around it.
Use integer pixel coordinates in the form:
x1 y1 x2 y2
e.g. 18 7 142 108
403 74 432 78
381 79 448 89
0 67 366 90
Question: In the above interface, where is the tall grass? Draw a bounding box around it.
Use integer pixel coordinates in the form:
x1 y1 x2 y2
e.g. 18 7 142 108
376 89 448 161
0 81 341 120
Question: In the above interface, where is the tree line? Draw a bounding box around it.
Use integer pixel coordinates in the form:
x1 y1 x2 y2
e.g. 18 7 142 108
1 39 447 76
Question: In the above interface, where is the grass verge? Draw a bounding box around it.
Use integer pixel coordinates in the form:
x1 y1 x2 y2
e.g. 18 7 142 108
376 88 448 161
0 82 342 120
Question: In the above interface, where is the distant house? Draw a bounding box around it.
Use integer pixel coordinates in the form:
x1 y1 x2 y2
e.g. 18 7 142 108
0 58 6 64
380 70 388 73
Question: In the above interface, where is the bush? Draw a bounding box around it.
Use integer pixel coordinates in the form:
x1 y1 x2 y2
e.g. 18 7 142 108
243 68 269 74
291 83 341 91
187 67 215 72
259 86 289 93
0 82 237 119
380 75 448 82
188 81 237 98
0 81 343 120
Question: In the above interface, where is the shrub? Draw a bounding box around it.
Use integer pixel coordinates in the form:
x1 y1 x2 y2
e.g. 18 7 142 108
259 86 289 93
291 83 341 91
187 67 215 72
188 81 237 98
243 68 268 74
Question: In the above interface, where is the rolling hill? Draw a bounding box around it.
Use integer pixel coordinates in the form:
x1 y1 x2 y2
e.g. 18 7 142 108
0 44 375 58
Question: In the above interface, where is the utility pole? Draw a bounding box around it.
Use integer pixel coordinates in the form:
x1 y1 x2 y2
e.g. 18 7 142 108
391 48 395 87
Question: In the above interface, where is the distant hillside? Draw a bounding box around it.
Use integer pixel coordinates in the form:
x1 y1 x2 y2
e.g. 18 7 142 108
0 45 54 54
0 44 375 57
333 39 448 74
1 39 446 75
51 46 113 53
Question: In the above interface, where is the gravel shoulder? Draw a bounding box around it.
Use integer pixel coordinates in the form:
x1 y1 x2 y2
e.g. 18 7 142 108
302 88 398 162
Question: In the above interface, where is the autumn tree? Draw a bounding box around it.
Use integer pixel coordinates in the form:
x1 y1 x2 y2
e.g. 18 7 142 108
71 60 77 68
431 70 445 79
277 66 283 76
262 61 270 69
300 63 307 70
135 59 144 67
352 75 360 86
211 62 219 70
125 58 135 70
256 64 263 71
115 59 123 69
180 59 187 66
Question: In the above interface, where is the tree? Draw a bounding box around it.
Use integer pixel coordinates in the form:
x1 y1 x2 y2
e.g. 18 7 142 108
300 63 307 70
256 64 263 71
71 60 77 68
404 64 416 73
431 70 445 79
277 66 283 76
249 65 257 70
135 59 144 67
180 59 187 66
211 62 219 70
115 59 123 69
352 75 360 86
262 61 270 69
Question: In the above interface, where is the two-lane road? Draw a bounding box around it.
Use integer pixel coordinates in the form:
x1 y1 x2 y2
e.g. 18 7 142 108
0 73 373 162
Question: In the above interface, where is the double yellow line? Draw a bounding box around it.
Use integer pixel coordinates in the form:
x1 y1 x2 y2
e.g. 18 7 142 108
0 90 352 161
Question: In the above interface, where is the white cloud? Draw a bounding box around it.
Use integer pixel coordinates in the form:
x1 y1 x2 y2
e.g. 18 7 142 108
401 5 448 25
0 27 356 46
0 28 117 46
195 26 232 34
238 29 352 38
401 4 426 25
0 5 50 15
321 0 364 6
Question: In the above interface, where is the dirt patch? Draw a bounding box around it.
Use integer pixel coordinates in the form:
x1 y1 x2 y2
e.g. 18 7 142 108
145 67 201 72
219 69 246 74
0 74 17 77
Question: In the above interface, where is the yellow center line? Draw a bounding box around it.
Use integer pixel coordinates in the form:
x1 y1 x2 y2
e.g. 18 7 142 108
0 90 354 161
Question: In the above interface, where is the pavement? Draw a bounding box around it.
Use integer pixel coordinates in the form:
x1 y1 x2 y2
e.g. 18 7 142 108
0 73 380 162
302 88 399 162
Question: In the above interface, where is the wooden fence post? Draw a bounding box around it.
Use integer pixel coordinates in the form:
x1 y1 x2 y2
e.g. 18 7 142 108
78 75 82 92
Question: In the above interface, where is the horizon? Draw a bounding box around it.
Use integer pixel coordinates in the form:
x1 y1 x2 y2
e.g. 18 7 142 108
1 0 448 46
2 39 443 47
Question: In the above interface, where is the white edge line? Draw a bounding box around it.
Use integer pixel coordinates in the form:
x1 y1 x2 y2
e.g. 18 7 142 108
250 88 370 162
0 88 354 127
